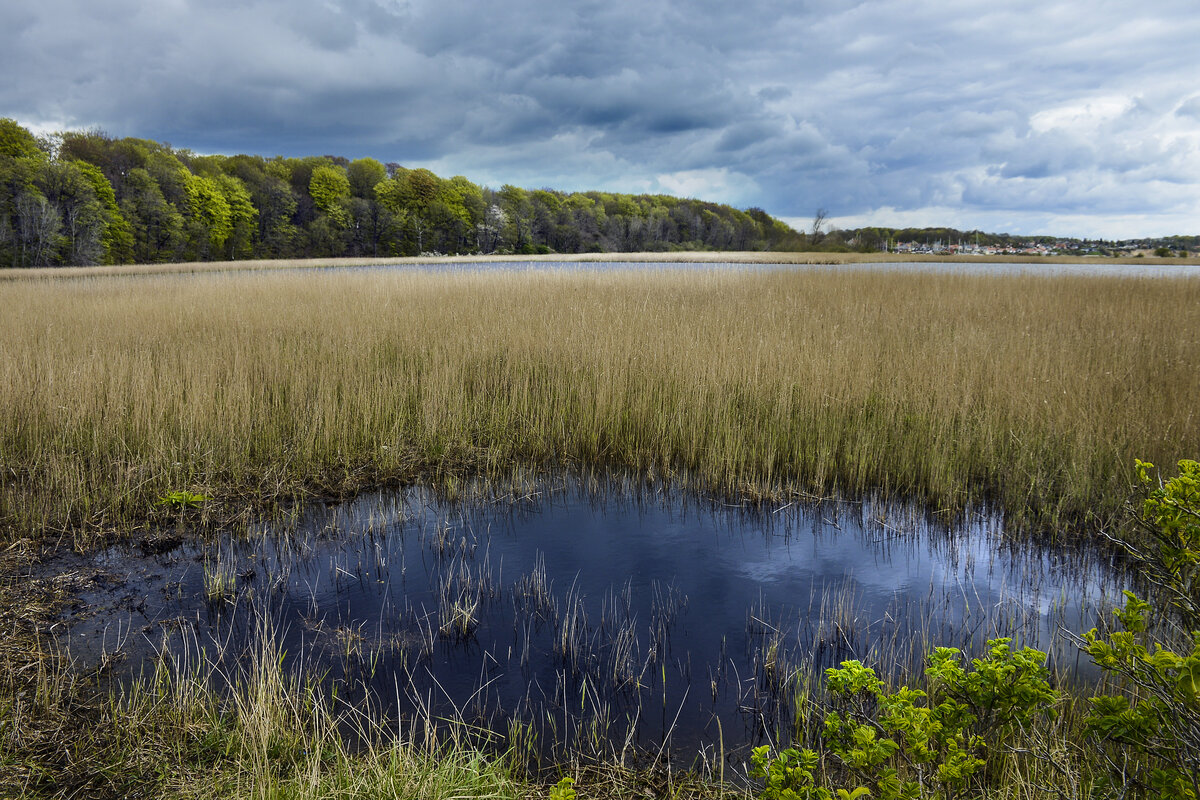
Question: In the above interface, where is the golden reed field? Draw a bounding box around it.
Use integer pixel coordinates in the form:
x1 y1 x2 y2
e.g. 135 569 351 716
1 263 1197 543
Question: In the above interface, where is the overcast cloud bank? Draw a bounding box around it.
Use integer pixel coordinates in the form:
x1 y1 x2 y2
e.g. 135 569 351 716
4 0 1198 238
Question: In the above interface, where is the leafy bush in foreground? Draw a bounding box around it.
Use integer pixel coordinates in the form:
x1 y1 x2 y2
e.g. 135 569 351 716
754 460 1200 800
752 639 1056 800
1082 459 1200 798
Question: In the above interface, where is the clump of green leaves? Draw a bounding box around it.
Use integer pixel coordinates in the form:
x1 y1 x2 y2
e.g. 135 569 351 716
155 489 209 510
549 775 576 800
749 745 821 800
753 639 1056 800
751 746 867 800
1081 459 1200 798
1127 459 1200 626
825 639 1055 799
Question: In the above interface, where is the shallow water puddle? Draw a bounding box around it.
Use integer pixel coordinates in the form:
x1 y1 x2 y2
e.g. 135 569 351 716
53 476 1120 759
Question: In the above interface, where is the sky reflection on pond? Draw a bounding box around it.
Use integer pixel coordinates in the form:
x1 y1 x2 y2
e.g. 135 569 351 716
59 475 1122 760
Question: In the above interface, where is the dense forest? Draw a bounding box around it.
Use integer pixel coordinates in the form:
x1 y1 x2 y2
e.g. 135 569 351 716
0 119 808 268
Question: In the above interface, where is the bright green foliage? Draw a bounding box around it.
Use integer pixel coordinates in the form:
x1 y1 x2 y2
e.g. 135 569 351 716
1083 606 1200 798
498 183 533 251
74 160 134 263
405 168 441 212
754 640 1056 800
181 169 232 258
0 118 44 160
215 174 258 259
145 150 189 207
155 490 209 510
926 639 1057 732
751 746 833 800
1133 458 1200 625
346 157 386 199
372 173 407 216
1082 459 1200 798
549 775 576 800
439 175 481 225
309 164 350 226
1 120 803 265
0 129 55 267
373 168 480 254
805 640 1053 800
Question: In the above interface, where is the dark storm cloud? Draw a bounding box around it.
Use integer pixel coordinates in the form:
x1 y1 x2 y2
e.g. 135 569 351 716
2 0 1198 237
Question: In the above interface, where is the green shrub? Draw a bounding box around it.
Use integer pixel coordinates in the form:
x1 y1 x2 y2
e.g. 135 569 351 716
549 775 576 800
750 746 833 800
1082 459 1200 798
753 638 1056 800
825 639 1054 799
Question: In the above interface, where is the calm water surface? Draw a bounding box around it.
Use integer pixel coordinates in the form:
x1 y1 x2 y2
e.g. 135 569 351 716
59 476 1121 759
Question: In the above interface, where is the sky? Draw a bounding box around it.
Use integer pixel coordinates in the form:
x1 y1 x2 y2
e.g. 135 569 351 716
3 0 1199 239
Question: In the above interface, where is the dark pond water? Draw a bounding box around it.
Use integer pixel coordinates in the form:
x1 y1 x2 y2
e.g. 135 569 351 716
56 476 1122 762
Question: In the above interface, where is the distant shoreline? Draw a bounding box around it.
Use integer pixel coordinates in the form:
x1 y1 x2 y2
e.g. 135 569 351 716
4 249 1199 280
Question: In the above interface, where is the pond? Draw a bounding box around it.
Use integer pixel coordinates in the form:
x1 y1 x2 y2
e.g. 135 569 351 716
54 475 1122 762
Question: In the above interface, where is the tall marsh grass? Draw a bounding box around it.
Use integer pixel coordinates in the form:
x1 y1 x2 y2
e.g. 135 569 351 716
0 593 1101 799
1 266 1196 542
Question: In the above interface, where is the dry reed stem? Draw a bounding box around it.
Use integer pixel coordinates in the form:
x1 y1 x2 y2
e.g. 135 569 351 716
1 266 1196 543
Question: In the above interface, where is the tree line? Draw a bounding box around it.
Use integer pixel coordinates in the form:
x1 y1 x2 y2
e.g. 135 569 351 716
0 119 807 268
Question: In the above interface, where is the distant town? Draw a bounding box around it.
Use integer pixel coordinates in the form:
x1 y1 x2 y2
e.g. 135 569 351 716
832 227 1198 258
888 240 1194 257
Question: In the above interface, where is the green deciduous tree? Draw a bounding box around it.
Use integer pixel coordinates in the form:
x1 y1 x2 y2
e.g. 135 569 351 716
498 184 533 252
12 191 62 267
119 167 185 262
180 170 232 260
0 118 45 161
215 174 258 260
343 158 398 257
309 163 350 228
38 160 104 265
2 123 804 266
347 157 387 199
1 152 41 267
255 173 299 257
74 161 134 263
145 150 189 210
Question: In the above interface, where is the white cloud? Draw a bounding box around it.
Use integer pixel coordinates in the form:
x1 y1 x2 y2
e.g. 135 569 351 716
1030 96 1134 134
2 0 1199 236
653 168 760 204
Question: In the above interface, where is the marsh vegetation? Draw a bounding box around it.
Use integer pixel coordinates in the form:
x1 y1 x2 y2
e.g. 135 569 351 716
1 266 1197 545
1 263 1198 798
